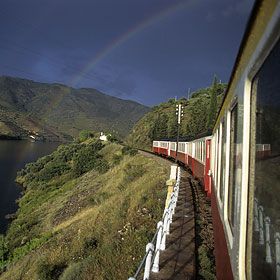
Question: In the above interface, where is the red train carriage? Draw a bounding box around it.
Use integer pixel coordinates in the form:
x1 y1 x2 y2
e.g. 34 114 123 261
153 136 212 197
169 142 176 159
152 141 159 154
177 142 187 164
153 141 169 156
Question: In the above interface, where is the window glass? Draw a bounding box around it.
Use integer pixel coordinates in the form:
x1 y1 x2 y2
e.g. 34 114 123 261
228 104 241 229
203 141 206 163
219 118 227 202
248 40 280 279
215 130 220 187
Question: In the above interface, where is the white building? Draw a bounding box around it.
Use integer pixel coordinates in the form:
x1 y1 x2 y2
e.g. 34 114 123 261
99 132 108 141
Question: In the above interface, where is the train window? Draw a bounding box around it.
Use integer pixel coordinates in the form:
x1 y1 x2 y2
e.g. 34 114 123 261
201 142 203 161
199 142 201 161
215 129 220 187
203 141 206 163
228 103 240 229
247 39 280 279
219 118 227 202
211 134 216 178
200 142 202 160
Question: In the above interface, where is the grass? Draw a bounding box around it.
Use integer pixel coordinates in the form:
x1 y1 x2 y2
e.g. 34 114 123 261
0 142 169 279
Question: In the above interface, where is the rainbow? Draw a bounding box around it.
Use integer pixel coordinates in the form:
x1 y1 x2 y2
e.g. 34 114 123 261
71 0 196 86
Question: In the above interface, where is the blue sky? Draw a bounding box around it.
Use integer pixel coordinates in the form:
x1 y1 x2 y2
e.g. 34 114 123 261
0 0 254 106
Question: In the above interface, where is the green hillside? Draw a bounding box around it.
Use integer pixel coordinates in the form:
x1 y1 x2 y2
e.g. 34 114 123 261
0 76 149 141
126 78 227 150
0 139 169 279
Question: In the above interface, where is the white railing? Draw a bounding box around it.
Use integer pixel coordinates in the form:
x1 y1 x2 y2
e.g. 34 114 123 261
254 198 280 279
128 167 181 280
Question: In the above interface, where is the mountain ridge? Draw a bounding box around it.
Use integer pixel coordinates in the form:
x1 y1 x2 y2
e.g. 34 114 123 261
0 76 150 141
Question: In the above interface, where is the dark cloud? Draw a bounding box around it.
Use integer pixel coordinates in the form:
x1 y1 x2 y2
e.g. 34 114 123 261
0 0 255 106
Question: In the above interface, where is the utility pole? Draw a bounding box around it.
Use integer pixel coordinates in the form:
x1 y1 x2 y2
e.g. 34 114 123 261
187 88 191 100
175 104 184 161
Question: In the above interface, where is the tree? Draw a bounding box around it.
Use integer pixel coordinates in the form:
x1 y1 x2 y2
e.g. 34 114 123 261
0 234 8 265
167 111 177 138
78 130 94 142
207 75 218 129
151 113 168 140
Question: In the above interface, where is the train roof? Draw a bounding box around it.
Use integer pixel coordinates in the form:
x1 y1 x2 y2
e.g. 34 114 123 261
154 130 212 142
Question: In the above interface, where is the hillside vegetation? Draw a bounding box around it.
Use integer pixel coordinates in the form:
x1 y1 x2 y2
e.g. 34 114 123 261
0 76 149 141
0 139 169 279
126 78 227 150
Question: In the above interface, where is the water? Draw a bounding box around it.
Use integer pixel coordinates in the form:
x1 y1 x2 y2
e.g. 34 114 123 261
0 140 59 234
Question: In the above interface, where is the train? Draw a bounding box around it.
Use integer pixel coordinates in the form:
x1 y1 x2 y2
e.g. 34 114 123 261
152 1 280 279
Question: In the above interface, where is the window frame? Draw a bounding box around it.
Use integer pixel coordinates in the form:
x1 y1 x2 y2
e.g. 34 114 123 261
217 122 223 208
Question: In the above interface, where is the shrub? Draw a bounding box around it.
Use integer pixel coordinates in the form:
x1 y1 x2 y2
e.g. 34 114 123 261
12 233 52 261
37 260 66 280
122 146 138 156
0 235 8 266
38 161 71 181
59 262 83 280
107 133 122 143
83 237 99 252
95 158 109 174
112 154 123 165
78 130 94 142
71 141 108 177
55 143 82 162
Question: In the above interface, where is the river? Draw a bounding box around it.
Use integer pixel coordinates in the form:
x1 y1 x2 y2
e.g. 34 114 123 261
0 140 59 234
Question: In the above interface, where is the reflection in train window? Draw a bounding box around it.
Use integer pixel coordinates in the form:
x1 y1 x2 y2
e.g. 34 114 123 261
212 133 216 180
248 39 280 280
219 118 227 202
215 130 220 187
228 104 238 229
203 141 206 163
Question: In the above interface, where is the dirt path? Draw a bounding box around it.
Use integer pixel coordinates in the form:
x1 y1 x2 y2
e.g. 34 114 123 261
150 170 196 280
139 150 216 279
